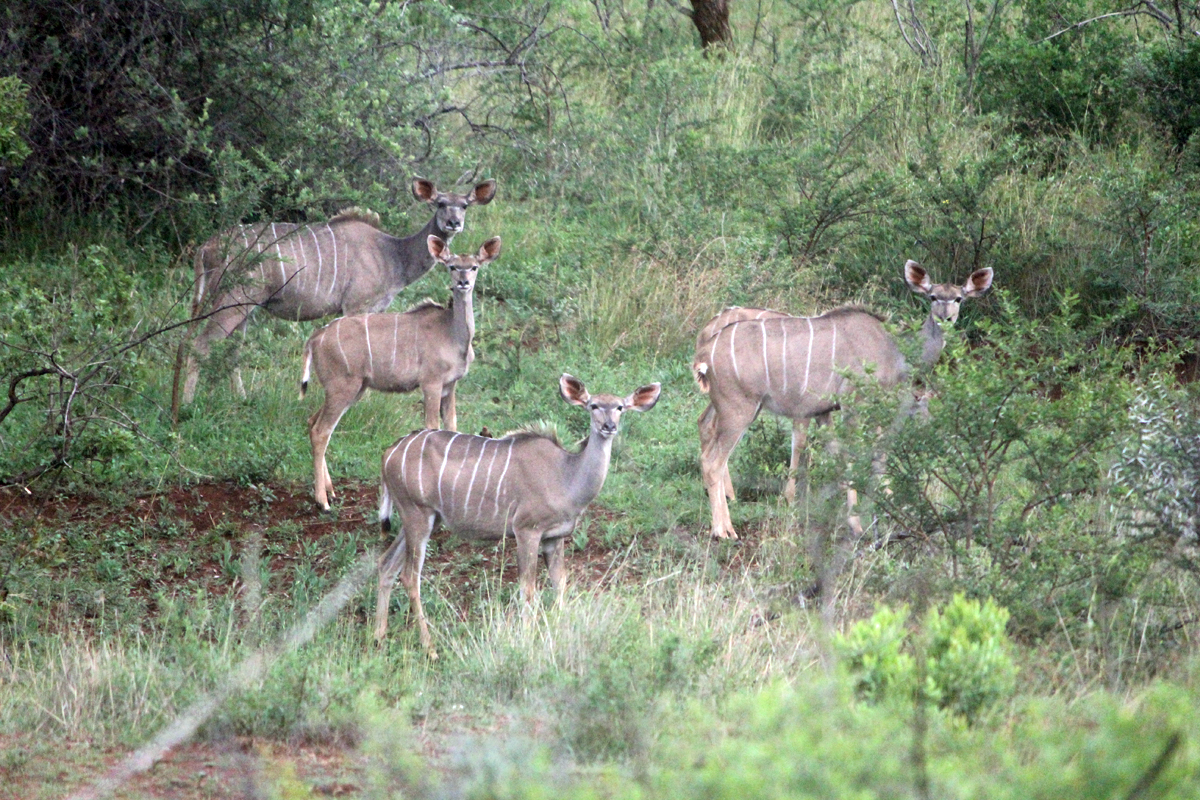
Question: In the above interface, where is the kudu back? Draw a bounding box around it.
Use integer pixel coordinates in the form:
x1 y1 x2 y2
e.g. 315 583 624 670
179 177 496 404
698 261 993 540
301 235 501 511
375 374 661 658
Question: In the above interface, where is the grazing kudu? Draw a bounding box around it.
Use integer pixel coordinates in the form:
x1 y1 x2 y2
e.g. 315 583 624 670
698 261 993 540
375 374 662 657
300 235 502 511
179 177 497 404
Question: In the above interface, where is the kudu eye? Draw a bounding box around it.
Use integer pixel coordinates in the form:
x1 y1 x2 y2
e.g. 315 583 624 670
617 405 624 411
952 297 962 303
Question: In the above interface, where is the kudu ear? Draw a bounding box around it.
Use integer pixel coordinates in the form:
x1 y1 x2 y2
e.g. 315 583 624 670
469 179 497 205
477 236 502 264
412 178 437 203
559 374 590 406
962 267 993 297
624 383 661 412
904 260 932 294
427 235 450 262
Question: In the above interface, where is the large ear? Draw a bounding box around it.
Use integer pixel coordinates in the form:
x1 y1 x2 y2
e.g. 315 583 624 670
962 267 993 297
412 178 437 203
624 383 661 412
559 373 590 406
468 179 497 205
904 260 932 294
476 236 502 264
427 235 450 262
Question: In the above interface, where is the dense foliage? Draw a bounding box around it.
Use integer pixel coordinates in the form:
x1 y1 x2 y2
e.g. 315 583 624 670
2 0 1200 795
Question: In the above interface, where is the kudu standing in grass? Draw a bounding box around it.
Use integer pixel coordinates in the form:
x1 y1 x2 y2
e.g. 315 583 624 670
375 374 661 657
179 177 497 404
697 261 993 540
300 235 501 511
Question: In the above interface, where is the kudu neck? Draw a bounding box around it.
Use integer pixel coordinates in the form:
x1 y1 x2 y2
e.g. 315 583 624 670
389 215 459 286
449 288 475 348
920 312 946 366
563 432 615 509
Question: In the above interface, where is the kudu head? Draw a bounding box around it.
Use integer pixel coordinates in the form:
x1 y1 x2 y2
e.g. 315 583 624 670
412 177 497 237
427 235 502 296
559 374 661 439
905 260 994 325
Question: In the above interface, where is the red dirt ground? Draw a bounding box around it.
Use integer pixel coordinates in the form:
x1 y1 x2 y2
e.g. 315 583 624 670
0 481 766 799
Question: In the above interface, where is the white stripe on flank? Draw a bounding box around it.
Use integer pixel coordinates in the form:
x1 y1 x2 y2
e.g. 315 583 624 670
288 228 298 279
760 321 770 391
417 430 433 498
437 434 462 510
335 321 350 373
363 316 373 377
295 228 307 283
730 322 741 381
462 438 486 519
493 440 515 519
802 318 814 395
310 226 323 294
271 223 287 286
477 439 501 517
449 438 472 517
395 431 422 485
328 223 338 298
827 324 838 392
780 317 788 394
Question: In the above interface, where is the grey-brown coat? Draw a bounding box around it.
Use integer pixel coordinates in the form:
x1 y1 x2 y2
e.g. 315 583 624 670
181 178 496 403
300 235 501 510
698 261 993 539
375 374 661 657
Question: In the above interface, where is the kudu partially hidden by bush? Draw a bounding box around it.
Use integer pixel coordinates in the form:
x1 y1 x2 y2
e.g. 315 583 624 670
300 235 501 511
376 374 662 658
695 261 993 540
178 178 496 404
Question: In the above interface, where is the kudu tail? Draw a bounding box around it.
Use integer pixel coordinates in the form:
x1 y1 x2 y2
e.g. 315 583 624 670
299 336 314 399
692 357 713 394
378 482 393 534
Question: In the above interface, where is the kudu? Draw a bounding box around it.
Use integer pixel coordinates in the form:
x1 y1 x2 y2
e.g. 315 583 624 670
301 235 502 511
698 261 993 540
375 374 661 657
180 177 497 404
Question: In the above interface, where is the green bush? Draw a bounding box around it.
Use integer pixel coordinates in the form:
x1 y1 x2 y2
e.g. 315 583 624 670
975 0 1132 142
1132 38 1200 149
834 596 1015 721
832 603 915 704
924 594 1015 721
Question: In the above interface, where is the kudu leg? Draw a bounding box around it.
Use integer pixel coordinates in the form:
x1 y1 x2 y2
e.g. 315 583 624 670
374 529 408 642
395 510 438 658
515 530 543 606
542 537 567 606
308 384 364 510
420 382 444 430
440 382 458 432
783 419 810 504
700 414 751 540
699 404 736 503
181 299 256 404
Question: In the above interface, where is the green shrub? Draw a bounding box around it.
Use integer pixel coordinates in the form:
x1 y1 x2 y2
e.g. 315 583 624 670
832 603 915 704
924 594 1015 721
834 596 1015 721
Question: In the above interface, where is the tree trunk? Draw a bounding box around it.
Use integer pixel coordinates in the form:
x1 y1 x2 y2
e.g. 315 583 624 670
689 0 733 51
